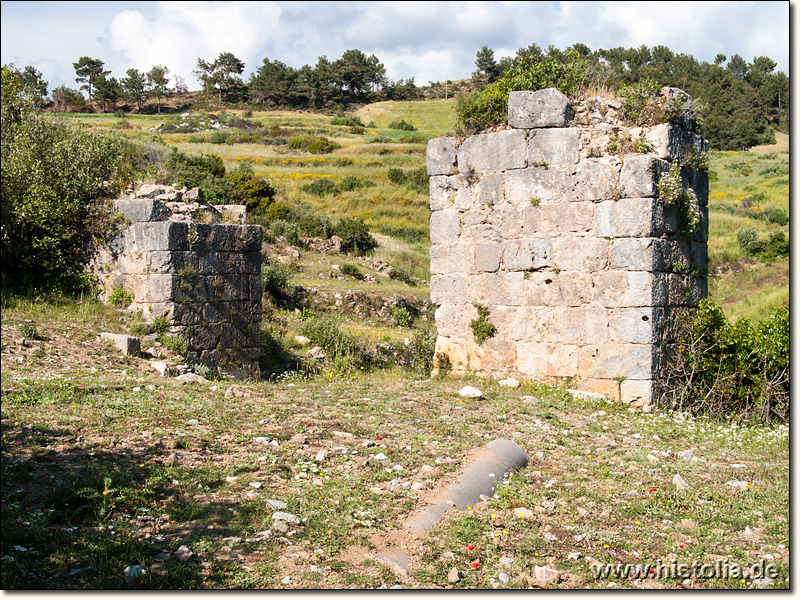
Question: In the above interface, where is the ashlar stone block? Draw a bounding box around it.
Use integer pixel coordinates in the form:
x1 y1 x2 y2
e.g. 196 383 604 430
429 209 461 244
528 128 581 165
508 88 575 129
457 129 527 174
427 137 458 176
620 155 668 198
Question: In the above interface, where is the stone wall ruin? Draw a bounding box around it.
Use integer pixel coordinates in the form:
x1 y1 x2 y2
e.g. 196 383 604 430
427 88 709 405
89 184 262 379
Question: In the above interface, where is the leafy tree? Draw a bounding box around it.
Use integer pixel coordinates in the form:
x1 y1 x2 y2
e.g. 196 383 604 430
193 57 214 101
473 45 500 86
147 65 171 113
121 68 147 111
332 49 385 100
249 57 300 108
210 52 245 105
93 73 121 113
73 56 108 102
18 65 48 106
51 85 86 112
1 65 124 293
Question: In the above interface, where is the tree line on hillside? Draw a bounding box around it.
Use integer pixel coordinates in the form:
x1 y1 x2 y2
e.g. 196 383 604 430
4 41 789 151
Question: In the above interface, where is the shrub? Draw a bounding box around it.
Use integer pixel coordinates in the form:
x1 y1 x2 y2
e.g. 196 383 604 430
765 230 789 259
736 226 765 256
307 137 339 154
152 315 170 335
108 287 133 308
390 305 414 328
389 266 417 287
455 49 586 136
339 264 362 280
470 303 496 344
765 207 789 226
303 178 338 197
300 313 363 362
226 167 276 214
262 261 302 305
260 202 292 222
387 167 406 185
660 299 788 423
388 119 416 131
336 218 378 256
331 116 364 127
2 66 125 294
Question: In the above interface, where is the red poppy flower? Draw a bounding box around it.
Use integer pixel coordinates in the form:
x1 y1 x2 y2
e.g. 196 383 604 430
471 561 480 569
467 545 475 551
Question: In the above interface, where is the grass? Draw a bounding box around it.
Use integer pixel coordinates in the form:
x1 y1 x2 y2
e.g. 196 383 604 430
0 295 790 590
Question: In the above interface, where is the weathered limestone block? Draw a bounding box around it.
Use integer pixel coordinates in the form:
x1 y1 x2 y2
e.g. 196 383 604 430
430 175 458 211
574 158 621 201
429 210 461 244
115 198 171 222
577 343 656 380
611 238 691 272
620 155 668 198
551 237 609 272
430 243 475 275
469 272 524 306
528 128 581 165
427 137 458 176
523 203 594 235
645 123 709 163
434 304 474 338
594 197 679 238
100 332 140 356
488 205 524 239
131 222 190 252
501 238 552 271
430 273 468 305
508 88 574 129
462 223 502 244
490 306 536 341
620 379 655 407
609 307 662 344
457 130 527 173
554 271 594 307
524 275 564 307
559 307 610 344
475 173 506 208
474 243 502 272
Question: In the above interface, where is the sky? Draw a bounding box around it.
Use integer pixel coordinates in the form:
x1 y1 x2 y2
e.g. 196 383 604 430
0 1 791 95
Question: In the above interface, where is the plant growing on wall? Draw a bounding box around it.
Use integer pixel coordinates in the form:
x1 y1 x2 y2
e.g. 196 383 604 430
657 162 700 237
470 303 496 344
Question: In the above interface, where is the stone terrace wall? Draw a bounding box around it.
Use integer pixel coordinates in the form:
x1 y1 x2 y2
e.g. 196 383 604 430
427 88 709 405
90 185 262 379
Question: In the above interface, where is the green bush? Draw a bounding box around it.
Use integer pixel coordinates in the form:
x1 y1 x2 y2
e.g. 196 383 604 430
307 137 339 154
331 116 364 127
152 315 170 335
339 264 362 279
300 314 364 362
262 261 302 305
108 287 133 308
660 299 788 423
765 230 789 258
765 207 789 226
455 49 586 136
303 178 338 197
226 167 276 214
390 305 414 328
1 65 125 294
388 119 416 131
336 218 378 256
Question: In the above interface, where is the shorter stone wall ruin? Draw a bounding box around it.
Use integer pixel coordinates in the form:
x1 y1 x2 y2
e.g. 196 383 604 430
427 88 709 405
90 184 262 379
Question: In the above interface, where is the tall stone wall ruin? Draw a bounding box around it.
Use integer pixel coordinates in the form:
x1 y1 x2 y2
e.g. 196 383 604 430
427 88 709 405
90 185 262 380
